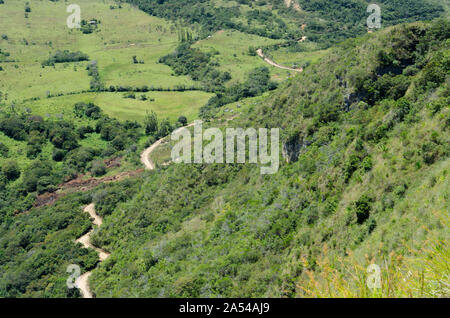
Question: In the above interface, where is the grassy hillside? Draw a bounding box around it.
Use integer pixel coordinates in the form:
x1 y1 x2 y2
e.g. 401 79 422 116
17 91 213 123
192 29 284 83
125 0 445 46
0 0 448 299
86 20 449 297
0 0 206 114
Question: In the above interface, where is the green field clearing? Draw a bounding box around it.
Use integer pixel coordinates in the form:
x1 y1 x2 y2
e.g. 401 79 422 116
149 92 272 166
0 0 303 124
20 91 213 122
192 29 287 83
268 47 331 69
0 0 195 103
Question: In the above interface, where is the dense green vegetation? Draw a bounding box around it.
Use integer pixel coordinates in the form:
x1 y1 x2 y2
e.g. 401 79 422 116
0 192 99 298
0 102 151 218
87 20 448 297
160 42 232 92
125 0 444 46
160 41 278 112
0 0 448 299
42 50 89 67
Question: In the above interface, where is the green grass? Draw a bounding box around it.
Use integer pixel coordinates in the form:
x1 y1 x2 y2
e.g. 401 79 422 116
268 47 330 69
148 92 271 165
0 0 195 103
20 91 214 123
192 29 284 83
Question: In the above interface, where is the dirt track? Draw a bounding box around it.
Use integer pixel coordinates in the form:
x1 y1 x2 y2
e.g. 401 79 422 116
140 138 164 170
140 123 196 170
256 49 303 73
75 203 110 298
74 124 194 297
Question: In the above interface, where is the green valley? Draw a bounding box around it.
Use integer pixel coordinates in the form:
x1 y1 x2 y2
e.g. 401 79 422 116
0 0 448 301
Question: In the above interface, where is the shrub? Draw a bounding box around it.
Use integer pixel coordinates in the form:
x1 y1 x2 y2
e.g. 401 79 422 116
421 142 438 165
157 118 173 139
144 111 158 135
42 50 89 67
112 135 127 151
361 156 373 172
354 195 373 224
21 160 53 193
49 126 79 150
65 147 96 170
0 142 8 157
0 116 27 140
26 143 41 159
427 98 447 115
91 160 106 177
74 102 101 119
177 116 188 126
344 154 361 182
2 160 20 181
52 149 66 162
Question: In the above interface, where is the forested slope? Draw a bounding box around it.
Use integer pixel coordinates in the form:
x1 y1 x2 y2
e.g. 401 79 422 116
84 20 449 297
0 4 448 297
124 0 445 46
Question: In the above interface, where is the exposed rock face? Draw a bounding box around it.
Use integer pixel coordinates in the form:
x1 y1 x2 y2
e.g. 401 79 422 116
282 133 310 163
344 91 364 111
284 0 302 12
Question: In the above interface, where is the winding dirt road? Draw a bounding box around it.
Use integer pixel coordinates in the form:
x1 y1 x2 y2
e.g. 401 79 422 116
75 123 195 297
75 203 110 298
140 138 164 170
257 49 303 73
75 204 110 262
140 123 196 170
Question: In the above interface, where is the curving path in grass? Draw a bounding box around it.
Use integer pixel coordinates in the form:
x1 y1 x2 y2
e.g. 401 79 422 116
256 49 303 73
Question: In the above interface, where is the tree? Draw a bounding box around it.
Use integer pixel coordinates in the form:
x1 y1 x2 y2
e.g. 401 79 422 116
0 142 8 157
144 111 158 135
157 118 173 139
2 160 20 181
177 115 187 126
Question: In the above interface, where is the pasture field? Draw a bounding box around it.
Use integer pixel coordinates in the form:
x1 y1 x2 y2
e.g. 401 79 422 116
0 0 196 103
19 91 214 123
192 29 287 83
149 92 272 166
192 29 328 83
267 47 330 69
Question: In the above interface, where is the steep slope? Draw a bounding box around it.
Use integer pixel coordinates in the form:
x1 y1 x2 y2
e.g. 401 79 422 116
86 19 449 297
125 0 445 46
